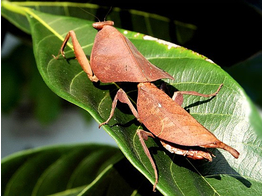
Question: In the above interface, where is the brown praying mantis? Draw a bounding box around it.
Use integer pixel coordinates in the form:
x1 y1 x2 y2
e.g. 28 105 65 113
53 21 173 83
53 21 239 192
99 82 239 191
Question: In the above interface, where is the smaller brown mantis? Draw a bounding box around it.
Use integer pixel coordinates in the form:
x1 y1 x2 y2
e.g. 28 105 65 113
53 21 239 192
99 82 239 191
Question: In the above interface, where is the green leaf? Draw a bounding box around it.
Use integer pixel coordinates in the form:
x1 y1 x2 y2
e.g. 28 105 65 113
2 144 164 196
2 144 139 196
1 1 196 43
23 9 262 195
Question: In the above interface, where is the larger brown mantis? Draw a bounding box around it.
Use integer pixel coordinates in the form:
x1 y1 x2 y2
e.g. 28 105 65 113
53 21 174 83
53 21 239 191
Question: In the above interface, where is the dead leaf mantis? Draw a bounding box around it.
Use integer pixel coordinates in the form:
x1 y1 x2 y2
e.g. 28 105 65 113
53 21 174 83
99 82 239 191
53 21 239 192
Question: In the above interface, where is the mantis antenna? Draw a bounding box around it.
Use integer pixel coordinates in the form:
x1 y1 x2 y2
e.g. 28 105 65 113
79 6 113 22
79 7 101 22
104 6 113 21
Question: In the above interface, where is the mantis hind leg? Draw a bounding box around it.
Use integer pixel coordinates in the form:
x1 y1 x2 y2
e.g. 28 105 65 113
172 84 223 106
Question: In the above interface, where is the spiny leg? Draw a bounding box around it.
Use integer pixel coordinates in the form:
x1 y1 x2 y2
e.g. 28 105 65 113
52 30 99 82
137 130 158 192
99 88 139 128
172 84 223 105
